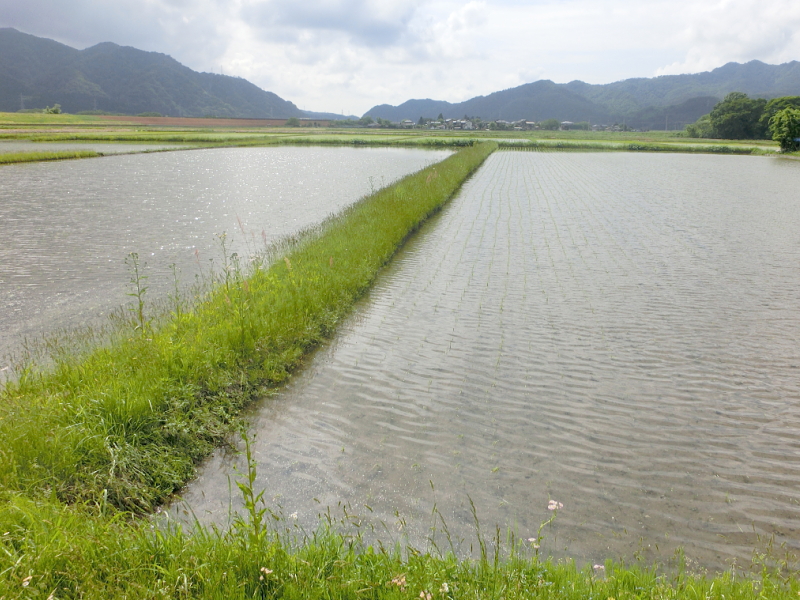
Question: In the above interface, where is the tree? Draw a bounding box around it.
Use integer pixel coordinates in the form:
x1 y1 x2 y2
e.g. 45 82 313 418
437 113 444 121
285 117 300 127
43 103 61 114
684 114 714 138
540 118 560 130
708 92 767 139
760 96 800 130
769 107 800 152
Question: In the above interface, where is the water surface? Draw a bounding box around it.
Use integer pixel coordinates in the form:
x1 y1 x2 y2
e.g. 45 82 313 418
0 140 188 154
176 151 800 572
0 146 450 365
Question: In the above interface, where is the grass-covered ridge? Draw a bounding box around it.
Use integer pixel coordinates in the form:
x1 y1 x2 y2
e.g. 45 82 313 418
0 142 497 513
497 139 764 154
0 149 100 164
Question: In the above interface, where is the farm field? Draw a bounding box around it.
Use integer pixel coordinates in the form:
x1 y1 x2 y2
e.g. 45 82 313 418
2 141 800 597
0 111 782 155
177 150 800 572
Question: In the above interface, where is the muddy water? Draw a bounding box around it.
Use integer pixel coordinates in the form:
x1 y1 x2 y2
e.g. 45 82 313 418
0 146 450 366
175 151 800 572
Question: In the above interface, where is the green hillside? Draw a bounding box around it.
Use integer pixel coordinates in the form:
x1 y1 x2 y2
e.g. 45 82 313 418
365 60 800 129
0 28 303 118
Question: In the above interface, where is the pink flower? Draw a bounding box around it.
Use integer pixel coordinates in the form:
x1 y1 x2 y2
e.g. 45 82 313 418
547 500 563 511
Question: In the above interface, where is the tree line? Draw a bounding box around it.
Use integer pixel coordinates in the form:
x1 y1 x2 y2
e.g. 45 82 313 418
685 92 800 151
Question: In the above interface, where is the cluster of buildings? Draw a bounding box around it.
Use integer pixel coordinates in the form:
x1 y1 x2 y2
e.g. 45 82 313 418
362 117 636 132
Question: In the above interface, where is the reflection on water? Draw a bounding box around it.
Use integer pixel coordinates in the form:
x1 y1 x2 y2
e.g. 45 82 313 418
176 151 800 572
0 146 450 363
0 140 188 154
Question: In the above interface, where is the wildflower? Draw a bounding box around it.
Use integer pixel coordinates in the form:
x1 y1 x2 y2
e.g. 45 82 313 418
593 564 605 571
22 575 32 587
419 591 432 600
289 511 298 520
388 575 407 590
440 582 450 593
527 537 540 549
547 500 563 511
259 567 273 581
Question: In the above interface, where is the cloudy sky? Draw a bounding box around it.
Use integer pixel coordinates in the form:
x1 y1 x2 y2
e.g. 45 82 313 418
2 0 799 115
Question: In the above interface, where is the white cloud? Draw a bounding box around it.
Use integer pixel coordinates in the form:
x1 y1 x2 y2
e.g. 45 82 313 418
1 0 799 115
656 0 800 75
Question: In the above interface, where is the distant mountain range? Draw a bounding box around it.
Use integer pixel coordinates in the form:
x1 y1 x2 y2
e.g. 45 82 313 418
365 61 800 130
0 28 307 118
3 27 800 128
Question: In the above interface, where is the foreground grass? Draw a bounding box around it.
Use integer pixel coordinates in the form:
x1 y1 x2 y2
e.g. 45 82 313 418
0 150 100 164
3 490 799 599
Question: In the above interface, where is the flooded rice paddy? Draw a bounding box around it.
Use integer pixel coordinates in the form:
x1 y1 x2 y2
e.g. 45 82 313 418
176 150 800 572
0 140 189 154
0 146 450 364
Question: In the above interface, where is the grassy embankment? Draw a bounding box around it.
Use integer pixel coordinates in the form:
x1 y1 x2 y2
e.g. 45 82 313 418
496 139 771 154
0 150 100 164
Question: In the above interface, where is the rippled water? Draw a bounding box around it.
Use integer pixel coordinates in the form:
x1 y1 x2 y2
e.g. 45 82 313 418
176 151 800 572
0 140 188 154
0 146 450 364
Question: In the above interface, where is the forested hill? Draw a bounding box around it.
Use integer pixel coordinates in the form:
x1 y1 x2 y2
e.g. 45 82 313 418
0 28 304 118
365 60 800 129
